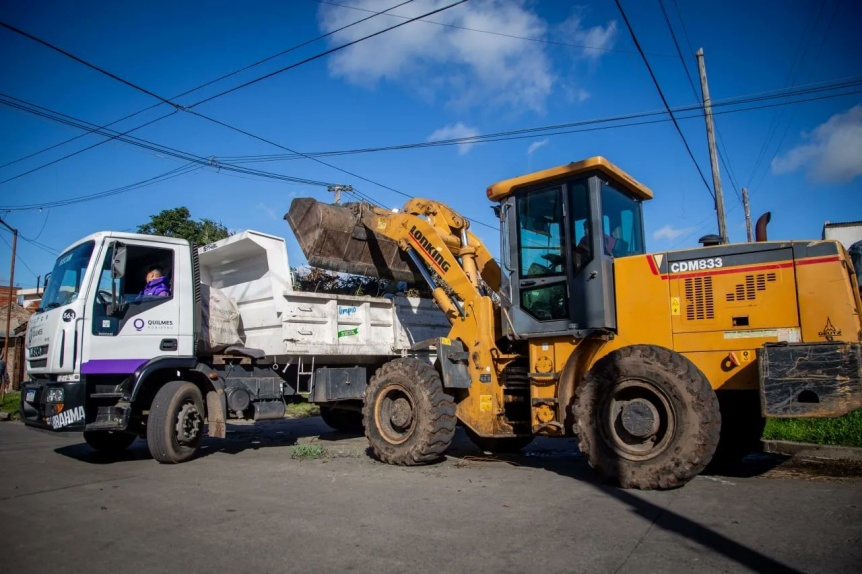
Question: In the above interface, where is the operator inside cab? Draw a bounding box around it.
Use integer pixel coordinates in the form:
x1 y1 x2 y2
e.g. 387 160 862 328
140 265 171 298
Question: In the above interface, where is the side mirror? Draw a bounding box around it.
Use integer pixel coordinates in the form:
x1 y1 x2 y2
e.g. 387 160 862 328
111 242 127 279
109 242 126 316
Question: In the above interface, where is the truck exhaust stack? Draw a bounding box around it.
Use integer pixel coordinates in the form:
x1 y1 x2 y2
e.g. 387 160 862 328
285 198 423 283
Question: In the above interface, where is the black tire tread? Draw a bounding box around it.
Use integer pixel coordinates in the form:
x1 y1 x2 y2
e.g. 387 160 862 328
363 358 456 466
574 345 721 490
146 380 204 464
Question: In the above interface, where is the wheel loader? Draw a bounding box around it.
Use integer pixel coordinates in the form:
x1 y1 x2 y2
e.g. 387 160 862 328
287 156 862 489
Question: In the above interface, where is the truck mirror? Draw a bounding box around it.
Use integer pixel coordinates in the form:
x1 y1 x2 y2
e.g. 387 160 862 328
111 242 127 279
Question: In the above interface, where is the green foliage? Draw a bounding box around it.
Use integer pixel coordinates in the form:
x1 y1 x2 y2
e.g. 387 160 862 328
137 206 230 245
286 401 320 418
291 444 327 460
1 391 20 417
763 411 862 447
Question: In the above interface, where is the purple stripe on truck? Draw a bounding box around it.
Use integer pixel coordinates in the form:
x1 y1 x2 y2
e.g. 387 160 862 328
80 359 148 375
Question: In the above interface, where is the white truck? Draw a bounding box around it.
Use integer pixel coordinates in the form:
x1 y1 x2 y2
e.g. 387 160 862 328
823 221 862 290
21 229 449 462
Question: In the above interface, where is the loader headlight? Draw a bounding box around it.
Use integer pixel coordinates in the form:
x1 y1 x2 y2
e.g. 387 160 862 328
46 387 65 403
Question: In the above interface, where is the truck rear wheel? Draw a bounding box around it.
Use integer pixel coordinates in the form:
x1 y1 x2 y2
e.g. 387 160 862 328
465 428 534 454
83 431 137 454
363 358 456 465
574 345 720 490
147 381 205 464
320 405 364 433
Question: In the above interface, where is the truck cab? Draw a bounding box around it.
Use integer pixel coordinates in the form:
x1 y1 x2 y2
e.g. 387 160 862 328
23 232 194 432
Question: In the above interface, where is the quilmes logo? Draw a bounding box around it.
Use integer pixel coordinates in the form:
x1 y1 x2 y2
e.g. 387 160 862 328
133 318 145 331
409 225 451 273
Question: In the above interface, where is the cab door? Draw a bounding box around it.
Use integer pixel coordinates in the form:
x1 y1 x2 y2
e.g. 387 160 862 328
81 239 183 376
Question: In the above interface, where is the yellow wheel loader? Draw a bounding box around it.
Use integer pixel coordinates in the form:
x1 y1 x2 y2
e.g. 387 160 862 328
287 156 862 489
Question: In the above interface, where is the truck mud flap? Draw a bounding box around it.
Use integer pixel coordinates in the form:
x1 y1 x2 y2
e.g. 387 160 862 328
285 198 422 283
759 342 862 417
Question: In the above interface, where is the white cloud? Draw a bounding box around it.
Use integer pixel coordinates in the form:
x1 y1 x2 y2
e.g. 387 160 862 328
317 1 616 113
255 202 277 220
428 122 480 155
771 105 862 183
527 138 548 156
558 13 618 60
653 224 692 242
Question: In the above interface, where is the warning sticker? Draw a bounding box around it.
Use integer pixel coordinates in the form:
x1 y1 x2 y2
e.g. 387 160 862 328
671 296 681 316
480 395 492 412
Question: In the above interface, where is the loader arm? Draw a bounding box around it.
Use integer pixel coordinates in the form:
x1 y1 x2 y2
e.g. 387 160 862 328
286 197 518 436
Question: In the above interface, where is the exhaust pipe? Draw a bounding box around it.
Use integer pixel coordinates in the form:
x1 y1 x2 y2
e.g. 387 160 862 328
755 212 771 242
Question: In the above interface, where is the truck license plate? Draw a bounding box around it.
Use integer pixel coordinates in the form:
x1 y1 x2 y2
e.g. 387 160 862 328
25 390 35 402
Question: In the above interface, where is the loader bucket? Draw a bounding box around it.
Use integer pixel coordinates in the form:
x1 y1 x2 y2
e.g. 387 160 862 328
285 198 423 283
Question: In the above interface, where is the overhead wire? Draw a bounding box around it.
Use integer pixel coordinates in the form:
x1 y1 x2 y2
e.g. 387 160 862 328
310 0 678 58
616 1 714 199
658 0 742 202
0 230 40 280
0 0 418 171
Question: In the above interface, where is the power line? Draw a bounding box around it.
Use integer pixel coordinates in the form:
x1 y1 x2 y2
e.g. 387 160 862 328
0 1 417 172
311 0 677 58
658 0 742 202
217 76 862 163
188 0 467 108
614 0 713 199
0 231 39 280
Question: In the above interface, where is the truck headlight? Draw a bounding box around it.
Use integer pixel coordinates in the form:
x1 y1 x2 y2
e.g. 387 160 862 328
46 387 64 403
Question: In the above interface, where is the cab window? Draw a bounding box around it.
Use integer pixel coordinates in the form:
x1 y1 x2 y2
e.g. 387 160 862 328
600 182 645 257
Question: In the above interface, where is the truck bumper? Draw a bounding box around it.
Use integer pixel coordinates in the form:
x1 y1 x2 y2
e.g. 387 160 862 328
759 342 862 417
20 379 88 432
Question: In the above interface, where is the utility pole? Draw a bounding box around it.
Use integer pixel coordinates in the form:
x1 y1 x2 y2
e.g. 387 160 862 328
328 184 353 204
0 216 16 399
696 48 728 243
742 187 753 242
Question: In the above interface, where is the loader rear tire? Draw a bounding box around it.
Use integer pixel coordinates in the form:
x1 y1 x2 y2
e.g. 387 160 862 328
364 358 456 465
84 431 137 454
574 345 720 490
147 381 205 464
320 405 364 433
465 428 534 454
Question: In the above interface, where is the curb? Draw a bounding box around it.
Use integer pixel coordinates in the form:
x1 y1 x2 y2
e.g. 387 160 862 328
760 440 862 462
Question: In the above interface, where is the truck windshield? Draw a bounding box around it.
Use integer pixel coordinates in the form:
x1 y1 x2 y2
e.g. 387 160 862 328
39 241 95 311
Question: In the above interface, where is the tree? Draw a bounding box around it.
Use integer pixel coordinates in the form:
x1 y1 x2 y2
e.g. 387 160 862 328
137 207 230 245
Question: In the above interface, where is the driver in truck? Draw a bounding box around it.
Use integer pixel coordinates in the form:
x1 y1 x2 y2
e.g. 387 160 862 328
140 265 171 298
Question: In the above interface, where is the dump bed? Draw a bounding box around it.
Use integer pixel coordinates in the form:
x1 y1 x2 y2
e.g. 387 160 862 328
197 231 449 361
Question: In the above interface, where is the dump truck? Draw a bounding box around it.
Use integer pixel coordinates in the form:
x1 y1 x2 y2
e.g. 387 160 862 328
21 230 449 462
286 156 862 489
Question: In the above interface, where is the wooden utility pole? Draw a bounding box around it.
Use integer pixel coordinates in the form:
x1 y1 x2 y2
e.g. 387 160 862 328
0 216 16 399
742 187 753 242
696 48 728 243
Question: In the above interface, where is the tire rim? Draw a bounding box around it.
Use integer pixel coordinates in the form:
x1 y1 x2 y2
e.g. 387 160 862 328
599 378 676 461
176 402 202 445
374 384 416 445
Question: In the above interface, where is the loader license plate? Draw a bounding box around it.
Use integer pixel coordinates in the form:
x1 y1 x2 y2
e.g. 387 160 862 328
25 390 35 402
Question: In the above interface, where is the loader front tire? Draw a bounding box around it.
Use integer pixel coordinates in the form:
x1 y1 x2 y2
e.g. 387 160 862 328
574 345 720 490
147 381 205 464
364 358 456 465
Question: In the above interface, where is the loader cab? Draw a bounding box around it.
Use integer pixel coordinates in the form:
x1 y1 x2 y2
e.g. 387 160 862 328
488 157 652 338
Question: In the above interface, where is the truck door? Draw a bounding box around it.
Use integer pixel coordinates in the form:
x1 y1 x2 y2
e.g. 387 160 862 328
81 239 183 376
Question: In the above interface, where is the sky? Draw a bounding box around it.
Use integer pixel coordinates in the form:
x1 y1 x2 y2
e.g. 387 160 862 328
1 0 860 288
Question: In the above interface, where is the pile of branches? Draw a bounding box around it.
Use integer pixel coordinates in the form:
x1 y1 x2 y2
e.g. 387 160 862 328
291 267 430 298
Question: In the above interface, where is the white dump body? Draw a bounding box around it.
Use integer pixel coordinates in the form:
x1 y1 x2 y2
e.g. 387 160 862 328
197 231 449 360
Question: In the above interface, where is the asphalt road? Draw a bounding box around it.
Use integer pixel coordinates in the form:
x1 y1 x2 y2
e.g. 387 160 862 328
1 418 860 574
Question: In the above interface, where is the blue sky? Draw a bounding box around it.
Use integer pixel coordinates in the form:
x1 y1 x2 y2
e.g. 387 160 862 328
1 0 860 288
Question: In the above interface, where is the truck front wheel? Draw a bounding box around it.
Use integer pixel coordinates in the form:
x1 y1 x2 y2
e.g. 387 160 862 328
146 381 205 464
574 345 721 490
363 358 456 465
